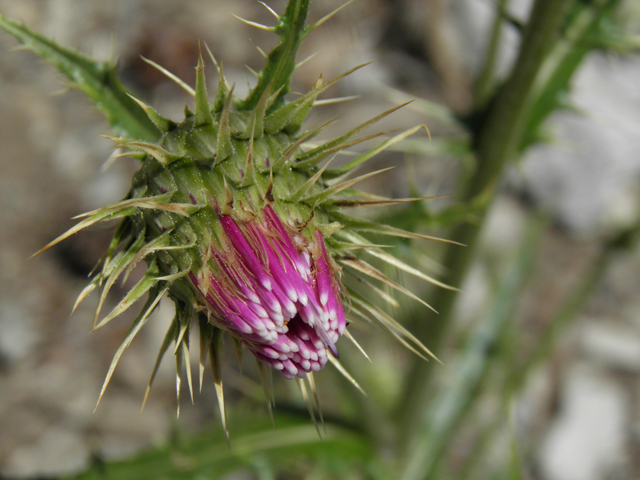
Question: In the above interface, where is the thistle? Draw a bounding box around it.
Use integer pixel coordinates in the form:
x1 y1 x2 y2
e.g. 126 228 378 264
1 0 457 429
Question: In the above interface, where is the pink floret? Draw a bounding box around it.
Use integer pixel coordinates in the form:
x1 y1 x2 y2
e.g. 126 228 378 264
190 206 345 378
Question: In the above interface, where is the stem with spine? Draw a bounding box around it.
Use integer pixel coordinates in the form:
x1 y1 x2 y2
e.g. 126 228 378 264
399 217 543 480
474 0 509 108
397 0 575 444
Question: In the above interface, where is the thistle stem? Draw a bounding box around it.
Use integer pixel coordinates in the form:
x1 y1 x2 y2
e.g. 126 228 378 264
238 0 311 111
398 218 543 480
397 0 574 445
474 0 509 108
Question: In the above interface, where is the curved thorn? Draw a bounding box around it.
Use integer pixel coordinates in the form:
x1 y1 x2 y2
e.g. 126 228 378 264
229 12 274 32
307 0 357 32
258 1 279 19
327 355 366 396
313 95 360 106
296 52 318 69
140 56 195 97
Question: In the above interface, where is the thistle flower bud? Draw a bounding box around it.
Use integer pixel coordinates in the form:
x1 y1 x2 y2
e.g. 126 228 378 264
8 0 458 428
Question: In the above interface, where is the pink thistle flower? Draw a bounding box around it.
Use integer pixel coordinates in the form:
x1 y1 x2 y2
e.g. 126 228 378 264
189 206 345 379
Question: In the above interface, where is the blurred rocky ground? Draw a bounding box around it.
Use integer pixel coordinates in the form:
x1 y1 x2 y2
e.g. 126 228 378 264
1 0 640 479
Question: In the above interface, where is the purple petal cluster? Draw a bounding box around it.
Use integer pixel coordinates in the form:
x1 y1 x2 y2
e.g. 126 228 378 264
190 206 346 378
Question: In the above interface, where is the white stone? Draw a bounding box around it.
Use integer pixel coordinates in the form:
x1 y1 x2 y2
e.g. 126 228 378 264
5 428 89 478
481 196 527 259
539 365 627 480
522 54 640 234
0 302 39 362
581 319 640 372
452 262 491 328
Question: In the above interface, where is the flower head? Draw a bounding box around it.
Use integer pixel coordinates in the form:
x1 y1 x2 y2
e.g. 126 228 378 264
25 0 453 431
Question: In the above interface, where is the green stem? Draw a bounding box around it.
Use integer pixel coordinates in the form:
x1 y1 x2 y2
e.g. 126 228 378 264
398 219 542 480
474 0 509 108
238 0 310 111
397 0 574 442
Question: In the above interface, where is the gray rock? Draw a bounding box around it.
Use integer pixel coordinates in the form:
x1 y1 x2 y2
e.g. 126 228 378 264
522 54 640 234
581 319 640 372
4 427 89 478
539 365 627 480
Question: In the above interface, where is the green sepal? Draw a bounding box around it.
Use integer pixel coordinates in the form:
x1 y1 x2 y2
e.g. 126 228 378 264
141 312 180 411
194 51 214 127
263 84 319 134
264 64 367 135
302 168 393 206
105 137 181 166
323 125 429 179
72 221 135 315
215 89 234 164
293 130 393 172
330 211 460 245
271 116 338 171
93 258 161 330
295 102 410 166
93 228 148 326
238 82 272 140
95 282 170 408
88 217 133 277
212 62 230 113
127 94 176 132
282 93 315 135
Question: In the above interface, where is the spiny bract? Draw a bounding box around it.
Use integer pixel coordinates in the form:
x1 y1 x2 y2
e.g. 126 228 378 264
23 0 454 428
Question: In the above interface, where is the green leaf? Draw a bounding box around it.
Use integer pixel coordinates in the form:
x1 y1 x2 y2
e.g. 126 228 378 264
518 0 625 151
63 409 374 480
0 13 160 141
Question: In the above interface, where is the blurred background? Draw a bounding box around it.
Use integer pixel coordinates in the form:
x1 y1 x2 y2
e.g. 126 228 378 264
1 0 640 479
